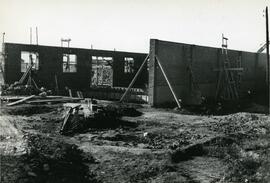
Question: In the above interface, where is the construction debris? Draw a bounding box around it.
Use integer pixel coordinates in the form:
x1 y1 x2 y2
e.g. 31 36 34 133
26 97 83 104
1 95 83 106
7 95 36 106
60 101 141 135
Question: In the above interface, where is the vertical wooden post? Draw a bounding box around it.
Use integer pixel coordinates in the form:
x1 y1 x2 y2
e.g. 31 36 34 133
266 6 270 114
68 89 72 97
54 74 59 95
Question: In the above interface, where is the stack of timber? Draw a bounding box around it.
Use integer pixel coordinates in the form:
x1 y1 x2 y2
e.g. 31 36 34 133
2 95 84 106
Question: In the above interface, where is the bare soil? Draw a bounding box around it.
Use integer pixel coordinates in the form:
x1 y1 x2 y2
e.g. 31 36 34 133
1 101 270 183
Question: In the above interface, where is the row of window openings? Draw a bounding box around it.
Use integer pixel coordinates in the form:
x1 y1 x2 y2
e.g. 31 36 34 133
20 52 135 74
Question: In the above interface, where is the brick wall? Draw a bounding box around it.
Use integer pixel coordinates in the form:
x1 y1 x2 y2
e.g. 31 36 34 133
149 39 268 106
3 43 148 91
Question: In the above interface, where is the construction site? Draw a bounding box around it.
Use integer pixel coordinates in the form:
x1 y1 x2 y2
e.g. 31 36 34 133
1 1 270 183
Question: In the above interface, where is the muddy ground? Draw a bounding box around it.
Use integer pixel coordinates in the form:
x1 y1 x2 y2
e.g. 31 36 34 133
1 101 270 183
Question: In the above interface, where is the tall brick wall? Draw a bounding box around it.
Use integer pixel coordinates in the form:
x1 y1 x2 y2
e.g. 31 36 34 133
149 39 268 106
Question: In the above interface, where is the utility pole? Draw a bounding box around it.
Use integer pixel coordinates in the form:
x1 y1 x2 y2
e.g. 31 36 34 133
266 6 270 114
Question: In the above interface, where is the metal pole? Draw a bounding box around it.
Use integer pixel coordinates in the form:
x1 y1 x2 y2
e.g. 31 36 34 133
266 6 270 114
30 27 32 44
120 54 149 102
36 27 38 45
155 56 181 108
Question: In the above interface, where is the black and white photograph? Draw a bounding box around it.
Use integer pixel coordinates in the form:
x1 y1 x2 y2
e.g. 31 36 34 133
1 0 270 182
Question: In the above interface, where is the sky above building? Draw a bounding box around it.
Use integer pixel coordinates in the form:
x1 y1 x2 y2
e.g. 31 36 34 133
0 0 270 53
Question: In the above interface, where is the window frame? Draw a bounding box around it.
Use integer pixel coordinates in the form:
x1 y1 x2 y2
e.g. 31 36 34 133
62 53 77 73
20 51 39 73
124 57 135 74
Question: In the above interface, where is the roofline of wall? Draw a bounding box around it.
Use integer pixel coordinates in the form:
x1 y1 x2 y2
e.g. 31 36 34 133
3 42 148 55
150 38 267 55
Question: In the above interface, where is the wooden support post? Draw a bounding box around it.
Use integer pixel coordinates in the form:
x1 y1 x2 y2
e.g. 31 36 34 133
80 91 84 98
77 91 83 98
32 79 39 90
77 91 80 98
155 56 181 109
68 89 72 97
119 54 149 102
60 109 72 133
54 75 59 95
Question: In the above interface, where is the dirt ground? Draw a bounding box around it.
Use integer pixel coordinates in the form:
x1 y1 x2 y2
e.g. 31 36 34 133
1 100 270 183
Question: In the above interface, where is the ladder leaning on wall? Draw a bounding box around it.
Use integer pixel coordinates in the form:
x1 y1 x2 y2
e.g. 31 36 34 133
216 34 240 100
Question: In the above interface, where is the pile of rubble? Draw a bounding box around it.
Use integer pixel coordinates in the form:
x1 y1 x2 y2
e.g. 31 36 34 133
1 82 51 96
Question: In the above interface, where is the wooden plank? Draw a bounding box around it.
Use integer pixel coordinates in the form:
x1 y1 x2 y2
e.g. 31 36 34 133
68 89 72 97
19 64 32 84
120 54 149 102
79 91 84 98
60 107 73 133
26 97 82 104
155 56 181 109
54 75 59 95
76 91 80 98
7 95 36 106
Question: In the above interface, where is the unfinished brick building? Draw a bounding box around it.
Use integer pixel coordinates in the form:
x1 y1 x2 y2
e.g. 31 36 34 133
1 40 269 107
2 43 148 99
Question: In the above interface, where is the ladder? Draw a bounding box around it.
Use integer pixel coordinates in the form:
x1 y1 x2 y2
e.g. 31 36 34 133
221 34 239 100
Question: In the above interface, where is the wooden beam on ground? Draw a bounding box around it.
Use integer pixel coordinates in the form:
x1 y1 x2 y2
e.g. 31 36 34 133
26 97 82 104
119 54 149 102
7 95 36 106
155 56 181 109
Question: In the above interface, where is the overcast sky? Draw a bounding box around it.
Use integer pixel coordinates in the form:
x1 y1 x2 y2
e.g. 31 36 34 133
0 0 270 53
